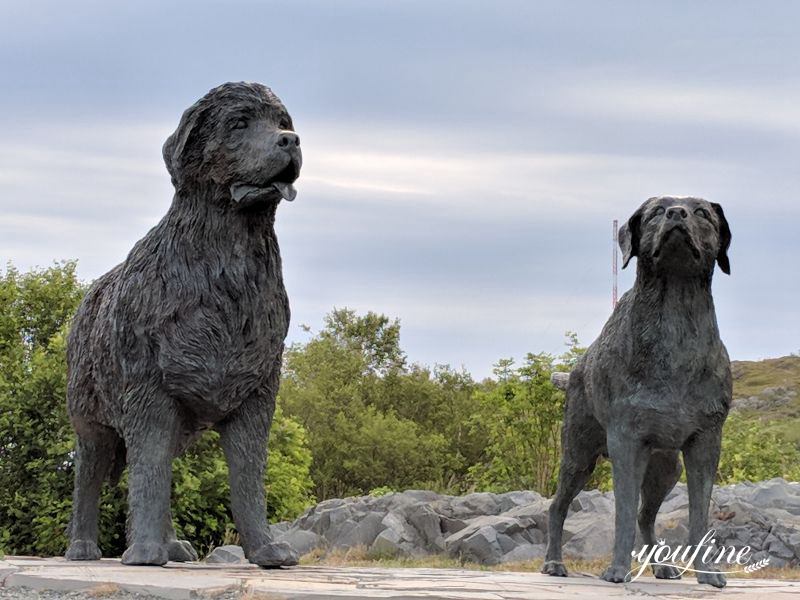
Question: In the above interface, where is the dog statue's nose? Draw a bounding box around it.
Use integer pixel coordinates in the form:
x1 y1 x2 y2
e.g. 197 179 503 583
276 131 300 149
666 206 688 220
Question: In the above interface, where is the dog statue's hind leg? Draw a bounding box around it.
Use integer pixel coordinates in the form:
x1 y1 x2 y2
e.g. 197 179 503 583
543 377 606 577
65 424 120 560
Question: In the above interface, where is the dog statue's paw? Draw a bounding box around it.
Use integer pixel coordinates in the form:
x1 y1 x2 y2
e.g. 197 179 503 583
542 560 568 577
652 563 681 579
167 539 198 562
697 569 726 588
121 542 169 566
65 539 101 561
600 565 631 583
249 541 299 568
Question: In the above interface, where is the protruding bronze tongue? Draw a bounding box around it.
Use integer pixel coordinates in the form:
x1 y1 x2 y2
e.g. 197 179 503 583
229 182 297 203
271 181 297 202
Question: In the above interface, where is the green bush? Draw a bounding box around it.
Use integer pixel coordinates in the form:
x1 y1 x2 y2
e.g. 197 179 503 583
0 262 84 557
467 353 565 496
717 411 800 484
279 309 477 499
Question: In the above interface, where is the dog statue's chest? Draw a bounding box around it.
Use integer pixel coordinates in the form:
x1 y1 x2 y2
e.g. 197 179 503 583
587 290 731 447
602 352 731 448
154 250 290 419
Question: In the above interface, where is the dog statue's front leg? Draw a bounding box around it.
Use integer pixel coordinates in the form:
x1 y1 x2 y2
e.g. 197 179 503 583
602 430 650 583
683 428 726 588
121 387 180 566
217 380 298 568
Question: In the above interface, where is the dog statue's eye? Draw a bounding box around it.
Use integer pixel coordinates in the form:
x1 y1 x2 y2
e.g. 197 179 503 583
232 118 248 130
647 206 666 222
694 207 711 220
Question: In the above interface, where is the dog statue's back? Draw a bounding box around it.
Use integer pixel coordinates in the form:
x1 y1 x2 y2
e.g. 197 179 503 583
543 196 732 587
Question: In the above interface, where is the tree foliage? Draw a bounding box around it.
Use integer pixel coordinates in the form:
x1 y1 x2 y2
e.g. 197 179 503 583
467 349 572 496
717 411 800 484
0 262 85 556
279 308 472 498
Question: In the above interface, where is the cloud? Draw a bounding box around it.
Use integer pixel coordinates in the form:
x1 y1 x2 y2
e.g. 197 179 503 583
554 79 800 135
2 112 798 379
287 284 610 373
1 1 799 375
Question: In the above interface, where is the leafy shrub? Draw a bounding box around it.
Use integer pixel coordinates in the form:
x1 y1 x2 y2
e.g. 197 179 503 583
467 353 565 495
280 309 461 499
0 263 84 557
718 411 800 484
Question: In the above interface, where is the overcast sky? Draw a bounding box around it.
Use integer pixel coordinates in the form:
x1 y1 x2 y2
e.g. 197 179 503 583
2 1 798 377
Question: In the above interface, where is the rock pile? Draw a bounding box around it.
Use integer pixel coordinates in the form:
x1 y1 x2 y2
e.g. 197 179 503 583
206 478 800 567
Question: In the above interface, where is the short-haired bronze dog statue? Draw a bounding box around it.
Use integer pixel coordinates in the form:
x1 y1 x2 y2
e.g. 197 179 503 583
65 82 301 567
543 196 732 587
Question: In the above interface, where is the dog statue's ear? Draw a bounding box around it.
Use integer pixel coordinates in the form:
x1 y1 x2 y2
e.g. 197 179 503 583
618 207 643 269
711 202 732 275
162 99 208 186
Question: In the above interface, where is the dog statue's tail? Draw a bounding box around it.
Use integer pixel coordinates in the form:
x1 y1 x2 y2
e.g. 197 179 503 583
551 371 570 391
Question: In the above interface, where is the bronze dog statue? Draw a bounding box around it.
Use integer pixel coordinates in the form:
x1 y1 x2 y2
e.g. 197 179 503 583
543 196 732 587
66 82 301 567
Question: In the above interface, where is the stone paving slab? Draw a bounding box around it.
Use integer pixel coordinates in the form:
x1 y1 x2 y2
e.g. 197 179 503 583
1 556 798 599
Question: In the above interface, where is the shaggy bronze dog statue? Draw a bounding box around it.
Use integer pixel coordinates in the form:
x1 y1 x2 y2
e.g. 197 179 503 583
65 82 301 567
543 196 732 587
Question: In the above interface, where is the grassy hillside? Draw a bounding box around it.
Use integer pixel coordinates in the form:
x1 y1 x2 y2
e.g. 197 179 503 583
732 355 800 445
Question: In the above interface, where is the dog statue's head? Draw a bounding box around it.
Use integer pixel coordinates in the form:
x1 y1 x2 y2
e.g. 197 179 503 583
618 196 731 277
163 82 301 208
